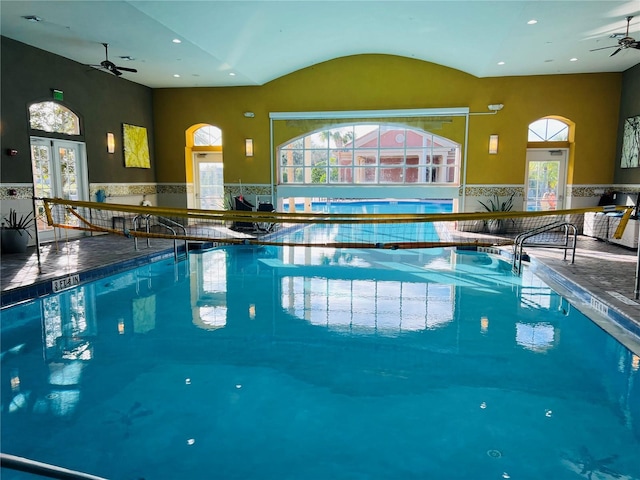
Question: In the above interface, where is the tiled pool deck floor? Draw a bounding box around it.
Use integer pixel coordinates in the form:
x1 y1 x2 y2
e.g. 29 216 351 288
1 233 639 348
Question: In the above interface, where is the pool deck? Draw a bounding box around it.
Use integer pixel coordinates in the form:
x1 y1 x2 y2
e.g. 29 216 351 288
1 232 639 345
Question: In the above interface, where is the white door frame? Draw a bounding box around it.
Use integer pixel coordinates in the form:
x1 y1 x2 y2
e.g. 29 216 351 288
524 148 568 211
31 136 89 242
193 151 224 210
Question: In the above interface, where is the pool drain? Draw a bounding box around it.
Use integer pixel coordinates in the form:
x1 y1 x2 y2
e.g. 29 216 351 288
487 449 502 458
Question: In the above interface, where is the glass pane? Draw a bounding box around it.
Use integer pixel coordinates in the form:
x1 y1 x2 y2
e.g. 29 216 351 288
282 138 304 150
528 120 548 142
333 149 353 167
194 126 222 146
199 163 224 209
406 129 428 148
355 150 377 166
310 151 329 184
352 166 376 183
292 167 304 183
306 131 328 149
328 126 355 148
281 150 303 166
29 102 80 134
331 166 354 184
446 166 457 183
59 147 81 227
526 161 560 211
32 145 52 198
430 166 451 183
528 118 569 142
379 125 403 149
351 125 376 147
547 124 568 141
31 144 54 233
380 167 403 183
405 156 421 183
380 155 403 165
59 147 78 201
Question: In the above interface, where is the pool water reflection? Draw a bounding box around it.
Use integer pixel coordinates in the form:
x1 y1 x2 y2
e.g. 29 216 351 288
1 245 639 480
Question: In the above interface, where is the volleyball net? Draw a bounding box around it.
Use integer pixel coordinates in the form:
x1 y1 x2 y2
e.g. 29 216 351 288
40 197 634 251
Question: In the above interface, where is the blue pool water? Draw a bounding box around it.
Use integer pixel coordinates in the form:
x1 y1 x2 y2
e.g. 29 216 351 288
1 245 639 480
283 199 453 215
278 199 453 246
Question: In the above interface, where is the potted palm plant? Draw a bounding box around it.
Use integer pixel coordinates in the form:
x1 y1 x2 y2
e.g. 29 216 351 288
1 209 34 254
478 194 514 234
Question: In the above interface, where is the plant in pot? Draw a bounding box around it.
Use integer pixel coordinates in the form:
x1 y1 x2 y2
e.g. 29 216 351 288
1 209 34 254
478 194 514 234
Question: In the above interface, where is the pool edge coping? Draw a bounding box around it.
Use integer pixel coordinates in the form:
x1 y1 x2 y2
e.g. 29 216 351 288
0 247 179 309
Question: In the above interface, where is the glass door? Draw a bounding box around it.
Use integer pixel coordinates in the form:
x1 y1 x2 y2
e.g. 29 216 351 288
194 152 224 210
31 137 89 242
524 149 567 211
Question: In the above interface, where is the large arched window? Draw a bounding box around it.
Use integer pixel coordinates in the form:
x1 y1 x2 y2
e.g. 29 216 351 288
29 101 80 135
278 124 460 185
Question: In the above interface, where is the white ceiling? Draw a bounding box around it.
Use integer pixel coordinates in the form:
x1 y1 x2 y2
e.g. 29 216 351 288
2 0 640 89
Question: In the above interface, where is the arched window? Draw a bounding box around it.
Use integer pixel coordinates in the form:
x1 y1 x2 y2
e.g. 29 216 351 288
29 101 80 135
194 125 222 146
278 124 460 185
528 118 569 142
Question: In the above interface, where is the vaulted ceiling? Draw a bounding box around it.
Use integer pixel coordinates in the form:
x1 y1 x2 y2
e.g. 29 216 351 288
2 0 639 88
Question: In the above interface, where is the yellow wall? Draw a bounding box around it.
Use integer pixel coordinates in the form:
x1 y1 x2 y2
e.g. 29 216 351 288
152 54 621 186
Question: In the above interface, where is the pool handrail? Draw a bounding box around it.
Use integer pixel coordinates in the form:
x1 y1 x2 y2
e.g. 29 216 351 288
0 453 108 480
512 221 577 274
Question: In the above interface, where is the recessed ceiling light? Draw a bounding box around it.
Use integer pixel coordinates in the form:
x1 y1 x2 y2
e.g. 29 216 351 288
173 74 181 78
527 19 538 25
570 58 578 62
229 72 236 76
497 61 505 65
172 38 182 44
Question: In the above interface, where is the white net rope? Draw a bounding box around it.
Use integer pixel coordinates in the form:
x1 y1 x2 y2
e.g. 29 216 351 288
41 198 632 250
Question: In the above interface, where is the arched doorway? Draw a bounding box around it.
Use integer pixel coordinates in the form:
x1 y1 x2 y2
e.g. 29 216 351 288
29 101 89 242
185 124 224 210
524 116 573 211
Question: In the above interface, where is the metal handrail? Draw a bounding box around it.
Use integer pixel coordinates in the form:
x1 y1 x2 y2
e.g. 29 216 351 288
512 221 577 275
0 453 108 480
157 216 188 261
132 214 151 250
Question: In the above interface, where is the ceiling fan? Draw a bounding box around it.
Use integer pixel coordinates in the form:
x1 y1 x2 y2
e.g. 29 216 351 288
89 43 138 76
590 16 640 56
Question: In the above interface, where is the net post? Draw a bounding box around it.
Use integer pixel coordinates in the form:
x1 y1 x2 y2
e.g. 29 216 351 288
31 196 42 272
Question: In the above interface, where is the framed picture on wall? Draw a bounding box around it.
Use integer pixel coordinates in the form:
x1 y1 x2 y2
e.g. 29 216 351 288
620 115 640 169
123 123 151 168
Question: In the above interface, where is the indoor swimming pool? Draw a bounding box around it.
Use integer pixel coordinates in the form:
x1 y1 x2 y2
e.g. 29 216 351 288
1 245 639 479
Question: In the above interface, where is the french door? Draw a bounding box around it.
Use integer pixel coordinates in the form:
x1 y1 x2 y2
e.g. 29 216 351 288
524 149 567 211
31 137 89 242
193 152 224 210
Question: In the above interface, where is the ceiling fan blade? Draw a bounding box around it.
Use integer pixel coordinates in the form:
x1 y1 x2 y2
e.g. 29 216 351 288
630 42 640 50
590 45 617 52
115 66 137 73
610 47 622 57
112 69 123 77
